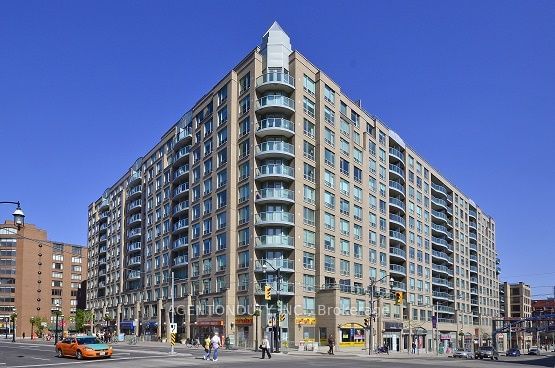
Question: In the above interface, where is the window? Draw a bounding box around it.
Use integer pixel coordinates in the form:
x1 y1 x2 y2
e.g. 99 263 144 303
340 118 350 136
217 85 227 105
340 158 349 176
217 107 228 126
324 191 335 209
324 170 335 188
324 127 335 146
303 119 315 138
303 141 315 160
324 212 335 230
340 138 350 156
238 162 249 181
303 185 316 204
238 183 249 203
303 252 315 270
354 243 362 259
354 263 363 278
340 101 347 115
303 229 316 248
238 251 249 268
340 239 350 256
324 255 336 272
324 84 335 104
324 234 335 251
239 117 250 137
324 106 335 125
324 149 335 167
303 96 315 117
304 296 316 315
340 297 351 315
303 274 316 292
303 207 315 226
239 95 250 115
353 147 362 164
340 199 350 216
239 73 250 94
303 163 315 182
238 139 249 159
217 127 228 146
303 75 315 95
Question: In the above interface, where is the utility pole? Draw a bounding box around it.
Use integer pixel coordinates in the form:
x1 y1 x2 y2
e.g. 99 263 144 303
170 271 175 355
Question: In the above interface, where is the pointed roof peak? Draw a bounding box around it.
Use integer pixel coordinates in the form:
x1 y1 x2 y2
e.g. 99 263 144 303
268 21 283 32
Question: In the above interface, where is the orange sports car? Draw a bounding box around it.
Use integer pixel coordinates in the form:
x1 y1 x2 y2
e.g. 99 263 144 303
55 336 113 359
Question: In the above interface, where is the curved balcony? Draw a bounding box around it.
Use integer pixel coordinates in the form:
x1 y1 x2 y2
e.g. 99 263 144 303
99 199 109 211
172 236 188 251
98 234 107 244
127 241 141 253
389 197 406 213
99 211 109 222
431 182 448 197
127 227 142 240
391 280 406 291
433 291 454 301
389 213 405 229
389 180 405 197
256 95 295 115
432 236 453 252
469 221 477 230
255 235 294 250
173 219 189 233
127 213 141 226
128 256 141 266
389 164 405 180
432 264 454 276
390 230 406 244
173 165 190 182
174 128 192 150
98 258 107 266
128 270 141 280
254 259 295 273
98 245 107 254
172 146 191 166
432 250 453 264
173 255 189 267
255 281 295 296
255 141 295 159
469 254 478 263
98 223 108 234
127 200 142 214
469 209 477 219
389 264 406 276
469 232 477 241
470 287 478 295
255 164 295 181
172 201 190 217
127 186 142 200
431 210 449 224
431 196 449 211
470 276 478 284
436 305 455 314
431 223 449 237
255 188 295 204
432 277 454 289
172 183 190 200
469 243 478 252
256 117 295 138
469 265 478 274
389 246 406 261
129 172 142 186
255 212 294 227
389 147 405 163
256 72 295 93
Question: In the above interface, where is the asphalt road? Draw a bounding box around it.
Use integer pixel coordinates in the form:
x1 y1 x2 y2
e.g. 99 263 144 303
1 339 554 368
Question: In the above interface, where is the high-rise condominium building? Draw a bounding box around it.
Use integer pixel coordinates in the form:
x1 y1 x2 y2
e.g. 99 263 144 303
86 22 499 352
0 222 87 338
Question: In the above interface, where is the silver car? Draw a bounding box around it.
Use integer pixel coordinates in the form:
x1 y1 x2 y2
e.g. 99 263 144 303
453 349 475 359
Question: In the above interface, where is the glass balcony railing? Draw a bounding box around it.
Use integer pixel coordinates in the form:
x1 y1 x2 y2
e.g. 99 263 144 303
389 164 405 178
255 211 294 225
127 185 142 197
390 230 406 243
389 180 405 194
470 276 478 283
128 256 141 266
436 305 455 313
128 228 141 238
256 188 294 201
432 250 453 263
390 264 406 274
173 146 191 163
256 72 295 89
432 277 454 288
256 95 295 111
128 271 141 280
433 291 454 300
172 237 188 250
98 245 107 253
389 147 404 162
255 281 295 294
431 183 448 195
173 255 189 266
254 259 295 271
173 183 190 197
173 219 189 232
127 242 141 252
256 164 295 179
389 247 406 259
389 213 405 226
255 235 294 249
469 209 477 218
173 201 190 215
173 165 190 180
469 221 477 229
256 141 295 156
431 196 449 208
432 264 454 276
257 118 295 134
174 128 192 146
389 197 406 210
391 281 406 290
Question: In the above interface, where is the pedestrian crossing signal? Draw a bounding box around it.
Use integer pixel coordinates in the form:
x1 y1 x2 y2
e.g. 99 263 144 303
394 291 403 305
279 313 285 322
364 318 369 327
264 285 272 300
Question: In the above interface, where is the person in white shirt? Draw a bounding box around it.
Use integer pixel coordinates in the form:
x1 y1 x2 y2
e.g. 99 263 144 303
261 335 272 359
210 332 221 361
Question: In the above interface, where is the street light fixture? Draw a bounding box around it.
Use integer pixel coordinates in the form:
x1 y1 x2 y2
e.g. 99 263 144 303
11 308 17 342
0 201 25 229
261 261 281 353
54 300 61 345
367 275 394 355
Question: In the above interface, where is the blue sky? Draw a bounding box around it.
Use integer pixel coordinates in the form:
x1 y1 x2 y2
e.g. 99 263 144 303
1 1 553 297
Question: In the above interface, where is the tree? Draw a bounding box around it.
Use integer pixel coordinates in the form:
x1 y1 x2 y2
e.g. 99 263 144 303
29 316 45 338
75 309 93 333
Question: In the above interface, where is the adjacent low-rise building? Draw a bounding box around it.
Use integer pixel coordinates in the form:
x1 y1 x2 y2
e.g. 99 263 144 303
86 22 499 352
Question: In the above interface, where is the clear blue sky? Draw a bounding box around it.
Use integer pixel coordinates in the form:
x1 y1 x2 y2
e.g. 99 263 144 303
1 1 553 298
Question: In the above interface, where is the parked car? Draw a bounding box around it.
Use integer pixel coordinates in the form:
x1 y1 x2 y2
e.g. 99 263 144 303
528 346 541 355
475 346 499 360
55 336 112 360
506 348 521 356
453 349 475 359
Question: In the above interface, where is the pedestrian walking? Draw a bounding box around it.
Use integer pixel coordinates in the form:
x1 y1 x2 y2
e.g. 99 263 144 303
384 343 389 355
412 341 416 354
327 335 335 355
211 332 221 361
203 335 211 360
260 335 271 359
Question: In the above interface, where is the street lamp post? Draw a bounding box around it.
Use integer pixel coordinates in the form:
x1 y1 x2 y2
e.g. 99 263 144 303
0 201 25 229
11 309 17 342
54 300 60 344
367 275 394 355
261 261 281 353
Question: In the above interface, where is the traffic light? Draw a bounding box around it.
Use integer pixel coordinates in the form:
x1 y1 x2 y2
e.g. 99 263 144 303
394 291 403 305
364 318 369 327
264 284 272 300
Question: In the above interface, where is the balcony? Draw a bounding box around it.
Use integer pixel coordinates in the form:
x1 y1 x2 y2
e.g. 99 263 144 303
470 287 478 294
255 141 295 159
255 188 294 204
173 219 189 233
431 196 449 210
98 234 107 244
432 236 453 252
469 209 477 219
129 172 142 185
469 254 478 263
172 236 189 250
469 232 477 241
469 243 478 252
255 164 295 181
390 264 406 276
431 223 449 237
256 95 295 115
256 118 295 138
127 185 142 199
433 291 454 301
127 227 141 240
469 265 478 274
127 241 141 252
128 256 141 266
173 165 190 182
389 246 406 261
128 200 142 213
431 182 448 196
98 245 107 254
255 235 294 250
172 183 190 199
432 277 454 288
389 164 405 180
174 128 192 150
469 221 477 229
127 213 141 226
128 271 141 280
99 199 109 210
255 72 295 93
432 264 454 276
389 213 405 228
470 298 479 305
470 276 478 284
389 180 405 196
255 281 295 296
391 280 406 291
432 250 453 264
172 146 191 166
388 147 405 163
173 255 189 267
172 201 190 216
389 197 406 212
431 210 449 224
99 212 109 221
389 230 406 244
99 223 108 233
255 211 294 226
254 259 295 273
436 305 455 314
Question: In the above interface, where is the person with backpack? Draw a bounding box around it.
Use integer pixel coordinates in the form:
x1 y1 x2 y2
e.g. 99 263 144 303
203 335 211 360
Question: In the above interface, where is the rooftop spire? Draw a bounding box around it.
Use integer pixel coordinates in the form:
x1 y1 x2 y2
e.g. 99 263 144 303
260 21 292 71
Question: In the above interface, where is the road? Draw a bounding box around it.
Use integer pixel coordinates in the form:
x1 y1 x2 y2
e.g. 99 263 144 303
1 339 554 367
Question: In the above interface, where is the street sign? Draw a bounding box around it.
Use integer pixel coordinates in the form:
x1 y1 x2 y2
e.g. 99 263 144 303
277 300 283 308
279 313 285 322
169 322 177 333
431 316 437 329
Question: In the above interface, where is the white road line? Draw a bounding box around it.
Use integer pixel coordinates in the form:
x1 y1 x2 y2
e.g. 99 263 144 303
7 354 177 368
28 357 51 361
